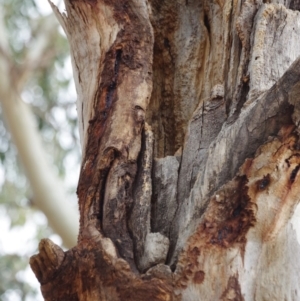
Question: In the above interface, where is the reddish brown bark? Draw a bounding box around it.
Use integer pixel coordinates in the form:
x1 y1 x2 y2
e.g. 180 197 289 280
30 0 300 300
30 126 300 300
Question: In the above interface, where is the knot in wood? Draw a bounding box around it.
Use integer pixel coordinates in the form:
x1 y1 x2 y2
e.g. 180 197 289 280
134 105 145 123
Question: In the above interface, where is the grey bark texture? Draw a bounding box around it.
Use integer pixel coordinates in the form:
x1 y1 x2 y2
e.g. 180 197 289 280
30 1 300 300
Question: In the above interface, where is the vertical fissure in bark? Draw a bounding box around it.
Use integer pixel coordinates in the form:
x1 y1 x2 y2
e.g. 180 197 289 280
129 127 149 268
169 58 300 266
290 0 300 10
105 49 122 111
289 164 300 184
96 150 118 230
203 13 211 35
228 77 250 122
227 0 259 120
77 43 123 239
102 158 137 270
66 0 154 273
29 1 300 300
147 2 177 157
88 49 123 229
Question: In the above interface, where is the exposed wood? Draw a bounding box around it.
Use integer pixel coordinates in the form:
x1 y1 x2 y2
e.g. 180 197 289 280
30 125 300 300
31 0 300 300
51 0 155 270
176 127 300 300
151 155 180 237
129 124 170 272
171 57 300 263
30 236 176 301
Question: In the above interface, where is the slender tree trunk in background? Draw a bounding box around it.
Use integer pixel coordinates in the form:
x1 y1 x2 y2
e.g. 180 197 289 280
30 1 300 300
0 14 79 249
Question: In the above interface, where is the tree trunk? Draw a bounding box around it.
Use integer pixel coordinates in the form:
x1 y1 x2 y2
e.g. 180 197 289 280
30 0 300 300
0 14 79 248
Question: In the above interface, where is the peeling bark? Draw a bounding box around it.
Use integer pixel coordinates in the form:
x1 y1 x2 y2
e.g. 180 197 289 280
176 127 300 300
171 57 300 264
31 0 300 300
51 0 155 271
30 124 300 300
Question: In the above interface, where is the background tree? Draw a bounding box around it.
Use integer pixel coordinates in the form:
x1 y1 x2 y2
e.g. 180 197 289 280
30 0 300 300
0 0 80 299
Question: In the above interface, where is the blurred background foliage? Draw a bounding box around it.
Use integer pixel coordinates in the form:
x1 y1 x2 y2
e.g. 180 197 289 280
0 0 80 300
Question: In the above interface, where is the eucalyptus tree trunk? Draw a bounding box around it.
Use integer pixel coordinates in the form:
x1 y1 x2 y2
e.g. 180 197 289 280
0 14 79 249
30 0 300 300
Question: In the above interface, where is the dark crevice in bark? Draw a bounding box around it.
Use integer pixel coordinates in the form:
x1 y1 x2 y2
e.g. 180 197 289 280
289 164 300 183
147 1 178 157
289 0 300 10
150 155 158 232
128 125 157 272
224 0 236 117
148 39 176 157
227 78 250 123
130 128 147 269
203 13 210 35
77 42 123 239
169 58 300 266
227 0 259 120
102 159 137 271
105 49 122 110
97 150 118 230
256 174 270 191
74 0 154 272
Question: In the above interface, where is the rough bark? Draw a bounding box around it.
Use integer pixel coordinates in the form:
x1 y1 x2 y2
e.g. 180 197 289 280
31 0 300 300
